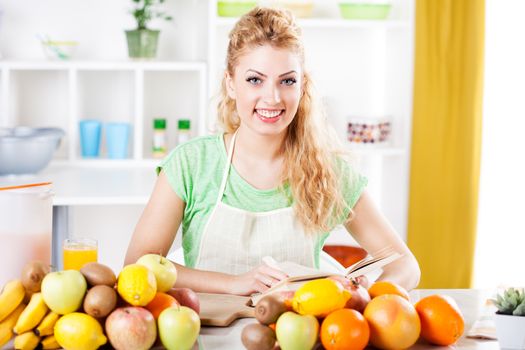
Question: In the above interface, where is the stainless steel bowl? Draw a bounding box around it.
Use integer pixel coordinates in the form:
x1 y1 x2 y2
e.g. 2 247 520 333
0 127 65 175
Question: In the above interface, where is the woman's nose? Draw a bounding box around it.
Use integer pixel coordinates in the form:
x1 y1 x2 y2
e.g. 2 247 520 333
263 84 281 104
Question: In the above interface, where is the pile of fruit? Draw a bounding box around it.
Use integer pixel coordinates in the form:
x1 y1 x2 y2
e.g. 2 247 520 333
242 278 466 350
0 254 200 350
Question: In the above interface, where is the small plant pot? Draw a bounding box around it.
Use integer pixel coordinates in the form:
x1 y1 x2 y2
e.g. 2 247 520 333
494 313 525 349
125 29 160 59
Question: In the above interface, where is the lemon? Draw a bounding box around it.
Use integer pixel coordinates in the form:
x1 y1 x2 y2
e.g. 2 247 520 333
292 278 351 317
117 264 157 306
54 312 107 350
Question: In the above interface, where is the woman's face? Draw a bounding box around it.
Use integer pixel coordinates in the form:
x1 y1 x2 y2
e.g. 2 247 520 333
226 44 303 137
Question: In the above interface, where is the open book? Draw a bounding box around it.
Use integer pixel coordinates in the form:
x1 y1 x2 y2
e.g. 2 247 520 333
250 249 402 305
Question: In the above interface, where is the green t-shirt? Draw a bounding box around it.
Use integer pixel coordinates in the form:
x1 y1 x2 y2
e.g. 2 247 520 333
158 133 367 268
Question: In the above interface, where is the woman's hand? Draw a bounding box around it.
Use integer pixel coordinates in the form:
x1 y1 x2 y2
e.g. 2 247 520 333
230 264 289 296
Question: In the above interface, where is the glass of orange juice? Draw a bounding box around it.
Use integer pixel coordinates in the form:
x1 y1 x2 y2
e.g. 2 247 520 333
63 237 98 270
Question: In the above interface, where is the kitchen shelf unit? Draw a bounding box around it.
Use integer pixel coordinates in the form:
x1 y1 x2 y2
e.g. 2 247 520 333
0 60 207 163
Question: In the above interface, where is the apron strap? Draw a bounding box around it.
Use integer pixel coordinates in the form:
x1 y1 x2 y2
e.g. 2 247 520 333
216 130 238 204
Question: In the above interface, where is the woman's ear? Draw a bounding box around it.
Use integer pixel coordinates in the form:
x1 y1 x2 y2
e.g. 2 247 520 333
225 72 236 100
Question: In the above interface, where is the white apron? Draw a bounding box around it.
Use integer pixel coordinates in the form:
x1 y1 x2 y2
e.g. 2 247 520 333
194 131 316 275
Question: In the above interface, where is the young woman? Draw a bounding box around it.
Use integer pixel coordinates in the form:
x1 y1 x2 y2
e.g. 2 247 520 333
125 7 420 295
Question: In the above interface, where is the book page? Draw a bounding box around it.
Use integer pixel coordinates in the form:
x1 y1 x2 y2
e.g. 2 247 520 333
250 251 402 305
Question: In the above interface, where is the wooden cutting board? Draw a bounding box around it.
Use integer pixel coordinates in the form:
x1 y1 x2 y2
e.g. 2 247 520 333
197 292 255 327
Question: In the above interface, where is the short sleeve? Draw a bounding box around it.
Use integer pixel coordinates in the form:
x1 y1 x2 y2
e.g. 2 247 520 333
336 157 368 223
156 146 191 202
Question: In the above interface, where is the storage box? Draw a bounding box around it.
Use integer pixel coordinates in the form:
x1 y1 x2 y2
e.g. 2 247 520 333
217 1 258 17
339 2 391 20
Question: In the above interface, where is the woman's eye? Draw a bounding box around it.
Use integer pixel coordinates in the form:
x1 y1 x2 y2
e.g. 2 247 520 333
246 77 262 85
282 78 297 86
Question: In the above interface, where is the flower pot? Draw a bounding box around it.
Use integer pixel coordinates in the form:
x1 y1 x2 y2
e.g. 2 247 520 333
494 313 525 349
125 29 159 59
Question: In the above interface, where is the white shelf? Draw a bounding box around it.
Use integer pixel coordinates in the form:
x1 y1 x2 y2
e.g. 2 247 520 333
51 159 162 168
0 60 206 72
215 17 410 29
0 163 157 206
347 145 407 157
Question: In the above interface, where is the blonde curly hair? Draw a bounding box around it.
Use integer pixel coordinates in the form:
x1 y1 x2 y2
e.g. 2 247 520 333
217 7 352 234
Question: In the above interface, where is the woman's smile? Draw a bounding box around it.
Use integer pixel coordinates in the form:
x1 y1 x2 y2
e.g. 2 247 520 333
255 109 284 123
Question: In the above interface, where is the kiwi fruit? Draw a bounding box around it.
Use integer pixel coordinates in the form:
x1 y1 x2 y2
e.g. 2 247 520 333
21 260 51 293
255 295 287 325
241 323 276 350
80 262 117 287
83 285 117 318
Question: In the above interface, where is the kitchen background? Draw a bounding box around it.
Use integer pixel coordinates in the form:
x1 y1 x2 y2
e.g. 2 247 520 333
0 0 521 289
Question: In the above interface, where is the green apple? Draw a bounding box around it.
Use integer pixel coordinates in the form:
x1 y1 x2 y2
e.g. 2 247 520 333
41 270 87 314
158 306 200 350
136 254 177 292
276 311 319 350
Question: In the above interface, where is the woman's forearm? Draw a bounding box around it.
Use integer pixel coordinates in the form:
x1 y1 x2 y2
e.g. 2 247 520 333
172 263 236 294
376 255 421 291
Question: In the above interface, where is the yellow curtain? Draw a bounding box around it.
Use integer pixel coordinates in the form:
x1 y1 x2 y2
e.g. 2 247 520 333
407 0 485 288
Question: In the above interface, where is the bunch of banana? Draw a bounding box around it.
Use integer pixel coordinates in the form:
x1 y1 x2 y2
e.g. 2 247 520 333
0 280 26 321
0 279 27 348
41 335 60 350
11 309 61 350
0 303 26 348
13 292 48 335
13 332 40 350
35 311 60 337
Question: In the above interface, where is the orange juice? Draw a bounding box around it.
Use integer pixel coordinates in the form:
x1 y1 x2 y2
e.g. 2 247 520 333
63 238 98 270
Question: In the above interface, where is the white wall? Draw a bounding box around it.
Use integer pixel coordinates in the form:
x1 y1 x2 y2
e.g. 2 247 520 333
473 0 525 288
0 0 207 61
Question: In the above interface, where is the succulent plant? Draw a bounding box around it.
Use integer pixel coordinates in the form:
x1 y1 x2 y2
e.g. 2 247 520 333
493 288 525 316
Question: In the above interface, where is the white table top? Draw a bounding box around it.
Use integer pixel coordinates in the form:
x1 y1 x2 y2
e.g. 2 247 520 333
197 289 499 350
0 162 158 206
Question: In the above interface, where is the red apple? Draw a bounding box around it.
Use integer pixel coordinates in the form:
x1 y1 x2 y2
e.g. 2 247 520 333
327 276 370 313
105 307 157 350
167 287 200 314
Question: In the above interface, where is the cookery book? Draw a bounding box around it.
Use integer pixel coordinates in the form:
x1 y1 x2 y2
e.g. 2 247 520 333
250 249 402 305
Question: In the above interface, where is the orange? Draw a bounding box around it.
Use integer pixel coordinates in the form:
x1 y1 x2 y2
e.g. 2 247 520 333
321 308 369 350
368 281 410 301
145 292 180 319
415 294 465 346
363 294 420 349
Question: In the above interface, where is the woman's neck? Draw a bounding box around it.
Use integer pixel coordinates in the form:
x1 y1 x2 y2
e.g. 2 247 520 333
234 126 286 162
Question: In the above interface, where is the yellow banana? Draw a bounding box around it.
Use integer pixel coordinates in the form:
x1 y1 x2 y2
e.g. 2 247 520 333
34 311 59 336
13 293 48 334
0 303 26 348
41 334 60 350
14 331 40 350
0 280 25 322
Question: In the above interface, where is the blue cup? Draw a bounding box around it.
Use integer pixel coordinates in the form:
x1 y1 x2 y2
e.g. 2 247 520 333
106 122 130 159
79 120 101 158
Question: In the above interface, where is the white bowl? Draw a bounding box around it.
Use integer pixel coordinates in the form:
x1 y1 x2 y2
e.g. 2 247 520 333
0 127 65 175
41 41 78 60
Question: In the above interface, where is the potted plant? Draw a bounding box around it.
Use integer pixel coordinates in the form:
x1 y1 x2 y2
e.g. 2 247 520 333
492 288 525 349
126 0 172 59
